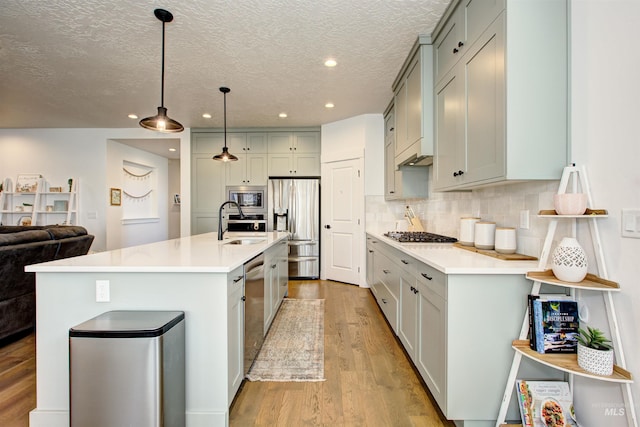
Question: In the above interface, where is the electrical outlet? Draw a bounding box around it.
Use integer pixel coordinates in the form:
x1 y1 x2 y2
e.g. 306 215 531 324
96 280 110 302
622 209 640 238
519 210 530 230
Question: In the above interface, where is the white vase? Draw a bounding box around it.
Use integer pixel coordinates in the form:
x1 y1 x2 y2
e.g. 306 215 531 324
551 237 588 282
577 343 614 376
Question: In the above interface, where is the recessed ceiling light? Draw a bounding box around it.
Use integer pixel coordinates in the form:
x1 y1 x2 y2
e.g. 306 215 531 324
324 59 337 67
279 113 288 118
202 113 212 119
128 114 138 119
325 103 335 109
169 148 176 152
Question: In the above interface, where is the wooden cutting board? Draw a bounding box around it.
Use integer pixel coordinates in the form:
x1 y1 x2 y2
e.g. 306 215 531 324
453 242 538 261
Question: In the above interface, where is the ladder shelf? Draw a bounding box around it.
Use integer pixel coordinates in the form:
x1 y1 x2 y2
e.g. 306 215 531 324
495 165 637 427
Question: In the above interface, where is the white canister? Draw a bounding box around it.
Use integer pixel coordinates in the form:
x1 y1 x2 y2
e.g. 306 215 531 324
495 227 517 254
474 221 496 250
459 217 480 246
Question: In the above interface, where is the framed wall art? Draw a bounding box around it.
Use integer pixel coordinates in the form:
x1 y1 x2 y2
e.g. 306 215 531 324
110 188 122 206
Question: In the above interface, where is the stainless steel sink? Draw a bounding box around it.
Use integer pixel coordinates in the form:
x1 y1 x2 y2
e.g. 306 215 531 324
224 238 266 245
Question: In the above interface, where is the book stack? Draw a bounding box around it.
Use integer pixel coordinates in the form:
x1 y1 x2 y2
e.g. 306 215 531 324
516 380 578 426
528 294 579 354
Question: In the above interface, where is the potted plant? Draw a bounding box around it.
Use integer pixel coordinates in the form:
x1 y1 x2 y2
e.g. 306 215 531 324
577 326 614 375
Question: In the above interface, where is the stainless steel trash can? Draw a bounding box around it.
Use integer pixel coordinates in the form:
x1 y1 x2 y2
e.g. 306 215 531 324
69 310 185 427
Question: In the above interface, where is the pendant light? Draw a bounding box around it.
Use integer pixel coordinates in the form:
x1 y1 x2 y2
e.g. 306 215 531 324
139 9 184 133
213 87 238 162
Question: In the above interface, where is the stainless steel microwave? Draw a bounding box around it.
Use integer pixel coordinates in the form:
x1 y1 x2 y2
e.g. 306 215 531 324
227 186 266 213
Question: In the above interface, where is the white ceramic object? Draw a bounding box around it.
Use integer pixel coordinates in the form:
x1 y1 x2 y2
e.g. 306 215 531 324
474 221 496 250
553 193 588 215
459 217 480 246
577 343 614 376
551 237 588 282
494 227 517 254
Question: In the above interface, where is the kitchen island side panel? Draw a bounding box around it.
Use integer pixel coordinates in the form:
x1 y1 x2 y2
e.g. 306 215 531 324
31 271 231 427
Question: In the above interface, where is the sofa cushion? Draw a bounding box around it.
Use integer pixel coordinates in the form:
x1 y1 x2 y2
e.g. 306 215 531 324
0 230 52 247
43 225 88 239
0 225 48 234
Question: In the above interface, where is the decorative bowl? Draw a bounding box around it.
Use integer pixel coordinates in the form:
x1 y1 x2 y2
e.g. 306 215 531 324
553 193 587 215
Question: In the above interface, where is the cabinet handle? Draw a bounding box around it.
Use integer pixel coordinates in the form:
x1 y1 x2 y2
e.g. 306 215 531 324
390 127 394 132
241 296 246 301
247 147 250 151
381 298 388 304
389 191 395 194
368 250 374 253
271 264 277 269
233 276 243 283
458 41 464 48
383 269 390 274
453 47 459 54
290 147 293 151
453 170 465 177
421 273 433 281
401 259 409 265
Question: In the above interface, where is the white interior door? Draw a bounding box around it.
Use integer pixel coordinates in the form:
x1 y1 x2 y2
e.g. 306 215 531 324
321 157 363 285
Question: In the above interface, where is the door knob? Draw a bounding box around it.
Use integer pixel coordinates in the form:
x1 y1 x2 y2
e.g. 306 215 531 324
324 224 331 229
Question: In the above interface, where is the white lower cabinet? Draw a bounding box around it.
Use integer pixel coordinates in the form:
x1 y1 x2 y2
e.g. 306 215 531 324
368 236 530 425
264 241 288 334
227 265 245 403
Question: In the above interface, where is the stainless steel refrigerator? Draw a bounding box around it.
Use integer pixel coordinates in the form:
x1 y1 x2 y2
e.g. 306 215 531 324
267 178 320 279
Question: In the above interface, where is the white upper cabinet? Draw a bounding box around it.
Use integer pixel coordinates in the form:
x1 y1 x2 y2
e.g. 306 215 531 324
432 0 568 191
267 132 320 176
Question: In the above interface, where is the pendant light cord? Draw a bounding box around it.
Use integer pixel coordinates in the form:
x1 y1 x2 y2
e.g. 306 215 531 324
223 90 227 148
160 20 166 108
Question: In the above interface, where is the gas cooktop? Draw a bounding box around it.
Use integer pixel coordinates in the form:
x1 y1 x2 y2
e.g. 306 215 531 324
384 231 458 243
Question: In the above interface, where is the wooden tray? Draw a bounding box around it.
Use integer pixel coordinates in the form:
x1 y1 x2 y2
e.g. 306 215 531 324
453 242 538 261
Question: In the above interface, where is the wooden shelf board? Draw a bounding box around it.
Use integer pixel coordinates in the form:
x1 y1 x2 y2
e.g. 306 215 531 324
512 340 633 383
500 425 522 427
453 242 537 261
526 269 620 291
538 208 608 217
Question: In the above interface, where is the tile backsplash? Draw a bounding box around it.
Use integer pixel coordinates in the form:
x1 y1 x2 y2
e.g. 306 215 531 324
366 176 571 258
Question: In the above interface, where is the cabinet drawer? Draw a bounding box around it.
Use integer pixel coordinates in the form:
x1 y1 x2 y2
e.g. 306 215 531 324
415 262 446 300
374 280 398 334
227 265 244 291
376 252 400 299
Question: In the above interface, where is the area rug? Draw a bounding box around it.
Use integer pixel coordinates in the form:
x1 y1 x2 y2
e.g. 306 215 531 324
246 298 325 382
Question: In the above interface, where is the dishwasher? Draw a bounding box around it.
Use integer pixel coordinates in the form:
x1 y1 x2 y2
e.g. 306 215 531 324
243 253 265 375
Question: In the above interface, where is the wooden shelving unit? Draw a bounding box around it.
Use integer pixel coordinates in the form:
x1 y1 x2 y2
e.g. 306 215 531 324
495 165 637 427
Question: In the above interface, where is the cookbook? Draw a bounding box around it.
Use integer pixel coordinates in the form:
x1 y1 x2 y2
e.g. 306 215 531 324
516 380 577 427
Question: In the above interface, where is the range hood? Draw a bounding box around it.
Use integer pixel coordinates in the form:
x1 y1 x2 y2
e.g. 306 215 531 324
398 152 433 167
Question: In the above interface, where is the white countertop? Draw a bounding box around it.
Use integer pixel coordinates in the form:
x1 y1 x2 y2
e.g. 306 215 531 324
26 232 289 274
367 231 542 275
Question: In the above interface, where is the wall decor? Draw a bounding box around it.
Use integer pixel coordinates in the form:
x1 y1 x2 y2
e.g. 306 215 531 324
121 160 157 221
15 173 42 193
110 188 122 206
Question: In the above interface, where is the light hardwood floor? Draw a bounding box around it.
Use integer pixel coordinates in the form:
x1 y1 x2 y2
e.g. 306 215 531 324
0 280 452 426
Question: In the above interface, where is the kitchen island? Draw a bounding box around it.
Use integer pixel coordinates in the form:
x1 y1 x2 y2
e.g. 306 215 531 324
27 231 289 427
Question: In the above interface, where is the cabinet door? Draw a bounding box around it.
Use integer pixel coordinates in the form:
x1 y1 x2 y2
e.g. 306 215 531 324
227 268 244 402
269 260 280 317
405 57 422 149
434 70 464 190
246 154 268 184
417 281 446 410
267 133 293 153
384 141 396 199
293 153 320 176
225 133 247 155
293 132 320 153
394 80 408 156
191 153 225 234
226 156 247 186
398 272 419 362
463 14 505 184
267 153 293 176
434 6 464 85
247 133 267 153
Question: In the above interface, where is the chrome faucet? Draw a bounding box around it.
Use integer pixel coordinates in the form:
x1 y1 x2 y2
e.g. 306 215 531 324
218 200 244 240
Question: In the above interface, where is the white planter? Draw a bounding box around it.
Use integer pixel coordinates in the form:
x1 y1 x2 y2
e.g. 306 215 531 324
551 237 588 282
577 343 614 376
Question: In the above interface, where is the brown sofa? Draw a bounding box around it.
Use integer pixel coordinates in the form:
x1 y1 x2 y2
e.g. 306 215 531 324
0 225 94 342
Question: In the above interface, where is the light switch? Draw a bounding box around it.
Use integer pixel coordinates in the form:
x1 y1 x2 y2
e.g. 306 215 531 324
622 209 640 238
519 210 530 230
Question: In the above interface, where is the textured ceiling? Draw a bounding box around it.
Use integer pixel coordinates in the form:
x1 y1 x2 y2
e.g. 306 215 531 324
0 0 451 130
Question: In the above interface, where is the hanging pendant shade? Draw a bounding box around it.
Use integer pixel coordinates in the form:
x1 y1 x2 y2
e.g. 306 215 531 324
213 87 238 162
139 9 184 133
